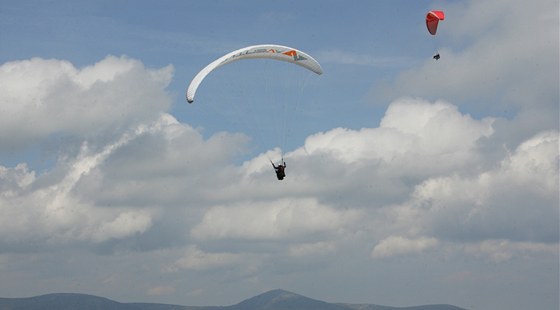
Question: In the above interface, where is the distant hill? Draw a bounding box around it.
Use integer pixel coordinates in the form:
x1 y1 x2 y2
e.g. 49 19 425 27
0 293 191 310
0 289 467 310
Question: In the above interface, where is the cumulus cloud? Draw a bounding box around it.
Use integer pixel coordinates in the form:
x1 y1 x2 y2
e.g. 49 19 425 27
0 163 35 194
182 97 556 260
72 115 249 209
0 109 253 253
0 55 173 149
463 239 558 263
0 55 556 309
301 98 493 164
288 241 336 257
0 121 160 247
1 75 555 269
372 236 439 258
373 0 559 132
175 246 245 271
0 55 175 250
382 130 559 248
191 198 360 241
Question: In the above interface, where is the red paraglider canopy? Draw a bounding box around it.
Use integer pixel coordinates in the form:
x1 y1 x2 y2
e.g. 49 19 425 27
426 10 445 35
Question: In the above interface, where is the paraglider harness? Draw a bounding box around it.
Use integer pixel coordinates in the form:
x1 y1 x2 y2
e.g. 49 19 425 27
433 53 440 60
271 159 286 180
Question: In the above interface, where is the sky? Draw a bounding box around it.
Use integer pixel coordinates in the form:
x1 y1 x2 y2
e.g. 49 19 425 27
0 1 558 309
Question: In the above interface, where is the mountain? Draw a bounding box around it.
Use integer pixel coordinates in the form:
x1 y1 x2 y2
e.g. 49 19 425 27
231 290 466 310
0 293 192 310
0 289 467 310
228 289 349 310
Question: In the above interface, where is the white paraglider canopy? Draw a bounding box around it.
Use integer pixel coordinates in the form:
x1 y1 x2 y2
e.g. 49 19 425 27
186 44 323 103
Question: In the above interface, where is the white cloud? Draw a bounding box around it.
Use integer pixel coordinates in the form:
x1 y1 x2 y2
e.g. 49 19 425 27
0 55 173 149
1 81 555 268
500 130 559 193
0 55 179 248
0 98 250 251
71 115 249 209
175 246 244 271
372 236 439 258
463 239 559 263
89 211 152 243
191 198 360 241
0 121 160 246
373 0 559 131
298 98 494 178
288 241 336 257
0 163 35 195
392 130 559 244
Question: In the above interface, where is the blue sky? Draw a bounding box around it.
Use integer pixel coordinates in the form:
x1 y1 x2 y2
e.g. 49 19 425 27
1 0 433 139
0 1 558 309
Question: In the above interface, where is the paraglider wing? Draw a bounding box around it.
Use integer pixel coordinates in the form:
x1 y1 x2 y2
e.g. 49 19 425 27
186 44 323 103
426 10 445 35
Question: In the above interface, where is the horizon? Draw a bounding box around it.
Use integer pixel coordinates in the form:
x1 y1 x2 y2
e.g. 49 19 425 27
1 289 467 309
